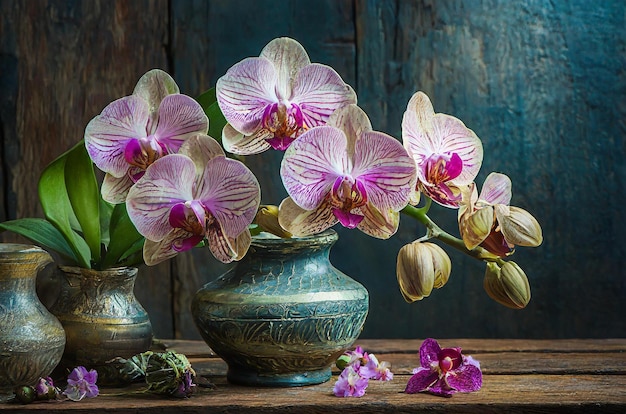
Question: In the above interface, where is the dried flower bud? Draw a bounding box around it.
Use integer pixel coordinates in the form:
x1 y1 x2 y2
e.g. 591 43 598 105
496 205 543 247
483 261 531 309
13 385 36 404
255 205 292 238
459 205 495 250
397 242 451 302
145 351 196 398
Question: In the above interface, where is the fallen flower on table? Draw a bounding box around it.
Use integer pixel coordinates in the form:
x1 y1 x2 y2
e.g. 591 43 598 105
333 346 393 397
405 338 482 397
63 366 99 401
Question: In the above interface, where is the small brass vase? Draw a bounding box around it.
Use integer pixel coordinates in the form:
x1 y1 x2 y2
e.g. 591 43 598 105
49 266 153 374
0 244 66 394
192 229 369 387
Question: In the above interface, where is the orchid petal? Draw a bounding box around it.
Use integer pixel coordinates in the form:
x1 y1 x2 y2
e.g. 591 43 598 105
292 64 357 129
353 130 416 212
222 123 272 155
445 363 482 393
333 208 364 229
328 105 372 158
281 126 346 210
196 156 260 238
405 367 439 394
420 338 442 368
420 181 463 208
460 205 495 250
143 230 191 266
216 57 277 135
155 94 209 152
479 172 512 205
101 173 134 204
357 204 400 239
496 205 543 247
208 222 251 263
84 95 149 177
132 69 180 131
126 154 195 241
260 37 310 99
278 197 337 237
178 134 226 176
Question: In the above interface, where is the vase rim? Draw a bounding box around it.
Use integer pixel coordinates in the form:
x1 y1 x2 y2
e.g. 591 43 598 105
58 265 138 278
251 228 338 247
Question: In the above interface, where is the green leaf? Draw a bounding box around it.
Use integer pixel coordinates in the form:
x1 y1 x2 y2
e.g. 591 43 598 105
65 140 101 263
100 198 115 248
196 87 217 110
100 203 144 269
206 101 228 143
0 218 79 263
38 147 91 268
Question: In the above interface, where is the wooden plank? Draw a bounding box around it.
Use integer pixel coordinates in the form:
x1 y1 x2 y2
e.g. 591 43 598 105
2 375 624 413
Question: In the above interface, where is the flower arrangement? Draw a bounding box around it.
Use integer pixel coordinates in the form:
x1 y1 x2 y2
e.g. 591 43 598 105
0 36 542 307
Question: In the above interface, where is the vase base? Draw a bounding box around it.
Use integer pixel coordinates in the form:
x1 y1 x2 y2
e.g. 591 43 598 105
226 366 331 387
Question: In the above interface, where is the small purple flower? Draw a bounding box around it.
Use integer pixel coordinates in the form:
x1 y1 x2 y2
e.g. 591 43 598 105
405 338 482 397
63 366 99 401
333 364 369 398
34 377 60 400
172 370 196 398
360 354 394 382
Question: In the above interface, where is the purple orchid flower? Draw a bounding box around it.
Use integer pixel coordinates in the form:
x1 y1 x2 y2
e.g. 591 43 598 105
85 69 209 203
402 92 483 208
333 364 369 398
216 37 357 154
126 134 260 265
278 104 416 239
360 353 394 382
405 338 482 397
458 172 543 257
63 366 99 401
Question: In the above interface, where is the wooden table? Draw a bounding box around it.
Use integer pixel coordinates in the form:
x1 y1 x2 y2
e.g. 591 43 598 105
3 338 625 413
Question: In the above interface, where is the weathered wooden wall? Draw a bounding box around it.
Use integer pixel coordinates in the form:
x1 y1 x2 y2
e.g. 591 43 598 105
1 0 624 340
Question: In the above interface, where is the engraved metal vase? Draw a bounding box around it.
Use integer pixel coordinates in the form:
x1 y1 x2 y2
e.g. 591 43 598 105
49 266 153 374
0 244 65 394
191 229 369 387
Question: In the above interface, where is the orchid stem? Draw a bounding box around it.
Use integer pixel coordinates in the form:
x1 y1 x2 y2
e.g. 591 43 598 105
401 204 503 264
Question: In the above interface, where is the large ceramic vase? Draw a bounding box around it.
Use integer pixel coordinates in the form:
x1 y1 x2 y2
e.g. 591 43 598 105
192 229 369 387
49 266 153 374
0 244 66 395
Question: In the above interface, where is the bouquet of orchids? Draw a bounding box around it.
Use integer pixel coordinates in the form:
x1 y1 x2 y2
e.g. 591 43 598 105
1 36 542 309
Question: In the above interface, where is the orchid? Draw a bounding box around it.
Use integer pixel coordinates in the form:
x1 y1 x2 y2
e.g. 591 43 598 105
85 69 209 203
126 134 260 265
278 104 417 239
402 91 483 208
216 37 357 154
333 346 393 397
458 172 543 257
63 366 99 401
405 338 482 397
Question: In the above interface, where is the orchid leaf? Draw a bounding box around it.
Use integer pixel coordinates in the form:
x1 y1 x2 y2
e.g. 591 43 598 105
65 140 101 263
101 203 144 269
196 88 227 142
38 148 91 268
100 198 115 248
0 218 78 263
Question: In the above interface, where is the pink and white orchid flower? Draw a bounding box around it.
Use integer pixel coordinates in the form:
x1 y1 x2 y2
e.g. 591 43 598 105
402 91 483 208
216 37 357 154
458 172 543 257
85 69 209 203
126 134 260 265
278 104 416 239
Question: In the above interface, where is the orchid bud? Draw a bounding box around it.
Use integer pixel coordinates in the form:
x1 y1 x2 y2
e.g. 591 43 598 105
483 261 531 309
336 354 352 370
396 242 451 302
255 205 293 238
496 205 543 247
459 205 495 250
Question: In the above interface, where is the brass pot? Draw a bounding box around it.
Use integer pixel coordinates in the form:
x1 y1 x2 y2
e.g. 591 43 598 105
0 244 65 394
49 266 153 373
192 229 369 387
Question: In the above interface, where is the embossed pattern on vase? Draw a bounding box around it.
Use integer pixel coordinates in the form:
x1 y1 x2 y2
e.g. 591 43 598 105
192 230 369 386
